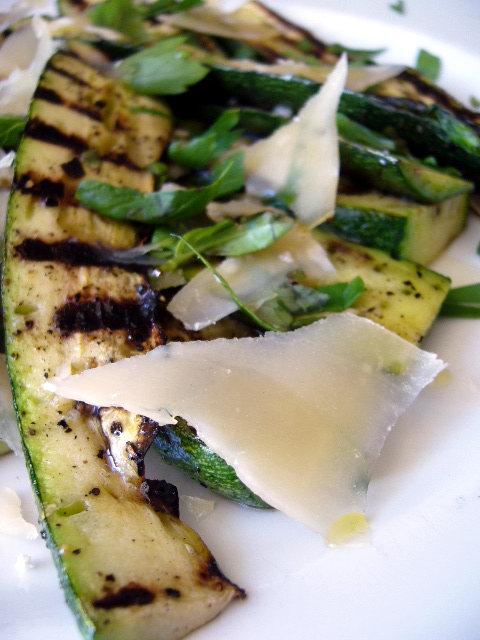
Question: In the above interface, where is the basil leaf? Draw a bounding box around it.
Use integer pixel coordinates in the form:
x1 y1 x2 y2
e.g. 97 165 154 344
143 0 203 18
89 0 146 43
439 283 480 318
337 114 396 151
327 44 386 64
470 96 480 110
389 0 406 15
415 48 441 83
0 115 25 149
257 277 365 330
117 37 209 95
75 153 244 224
168 111 241 169
174 235 277 332
164 212 293 270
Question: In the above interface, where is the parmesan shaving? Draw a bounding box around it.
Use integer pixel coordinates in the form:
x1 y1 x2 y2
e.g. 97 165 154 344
0 354 22 456
244 54 347 228
0 488 38 539
167 226 335 330
0 16 57 116
46 314 445 533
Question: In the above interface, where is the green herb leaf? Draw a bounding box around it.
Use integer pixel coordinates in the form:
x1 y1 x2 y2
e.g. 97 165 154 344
257 277 365 330
470 96 480 110
173 235 277 332
117 36 209 95
168 111 242 169
327 44 386 64
143 0 203 18
415 48 441 82
0 115 25 149
440 283 480 318
76 152 244 224
164 212 293 270
89 0 146 43
337 113 396 151
389 0 406 15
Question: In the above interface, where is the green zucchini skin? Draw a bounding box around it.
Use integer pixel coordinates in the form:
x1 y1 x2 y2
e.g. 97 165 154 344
155 420 269 509
197 104 473 203
3 52 244 640
339 141 473 203
201 66 480 182
324 192 469 265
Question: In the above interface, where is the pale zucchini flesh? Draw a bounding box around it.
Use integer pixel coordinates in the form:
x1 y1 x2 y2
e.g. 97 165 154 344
3 52 243 640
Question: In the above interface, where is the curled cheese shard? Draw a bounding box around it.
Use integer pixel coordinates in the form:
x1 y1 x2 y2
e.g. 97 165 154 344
244 54 347 227
167 226 335 331
47 314 445 534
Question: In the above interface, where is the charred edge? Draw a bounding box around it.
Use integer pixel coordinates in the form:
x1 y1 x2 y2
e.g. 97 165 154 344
256 1 328 56
199 557 246 599
15 175 65 207
102 152 143 173
54 286 163 346
398 70 480 132
61 158 85 179
34 86 102 122
140 478 179 518
15 238 143 272
126 441 145 477
25 119 88 154
93 584 155 609
48 64 91 87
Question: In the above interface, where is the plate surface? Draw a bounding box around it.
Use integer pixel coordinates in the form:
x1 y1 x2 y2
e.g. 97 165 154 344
2 2 480 639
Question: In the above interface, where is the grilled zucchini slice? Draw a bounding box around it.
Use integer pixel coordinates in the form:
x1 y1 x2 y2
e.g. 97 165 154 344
153 232 450 502
325 191 469 265
3 52 243 640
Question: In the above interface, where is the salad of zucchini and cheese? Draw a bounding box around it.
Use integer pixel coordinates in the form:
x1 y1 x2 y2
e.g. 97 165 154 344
1 0 480 638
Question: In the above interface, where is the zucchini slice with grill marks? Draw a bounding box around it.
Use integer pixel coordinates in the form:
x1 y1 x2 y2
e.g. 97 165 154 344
325 191 469 265
3 52 244 640
196 65 480 182
153 233 450 502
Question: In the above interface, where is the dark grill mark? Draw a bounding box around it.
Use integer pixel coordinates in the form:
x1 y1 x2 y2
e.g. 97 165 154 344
34 87 62 105
16 175 65 207
140 479 179 518
49 64 90 88
54 287 162 346
61 158 85 179
35 86 102 121
26 119 88 153
103 152 142 172
199 558 246 599
93 584 154 609
165 588 181 598
15 239 141 271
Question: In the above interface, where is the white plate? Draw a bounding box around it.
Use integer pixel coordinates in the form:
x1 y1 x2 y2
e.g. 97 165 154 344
2 2 480 639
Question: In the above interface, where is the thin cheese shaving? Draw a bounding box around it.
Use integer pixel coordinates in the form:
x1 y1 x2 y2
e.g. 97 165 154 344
244 54 347 228
0 488 38 539
46 314 445 533
167 226 335 330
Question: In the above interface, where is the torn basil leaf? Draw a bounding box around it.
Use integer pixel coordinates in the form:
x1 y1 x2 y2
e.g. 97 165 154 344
76 153 244 224
164 212 293 270
327 44 386 64
89 0 146 43
117 36 209 95
415 48 441 82
257 277 365 330
0 115 25 150
143 0 203 18
389 0 406 15
168 111 242 169
440 283 480 318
